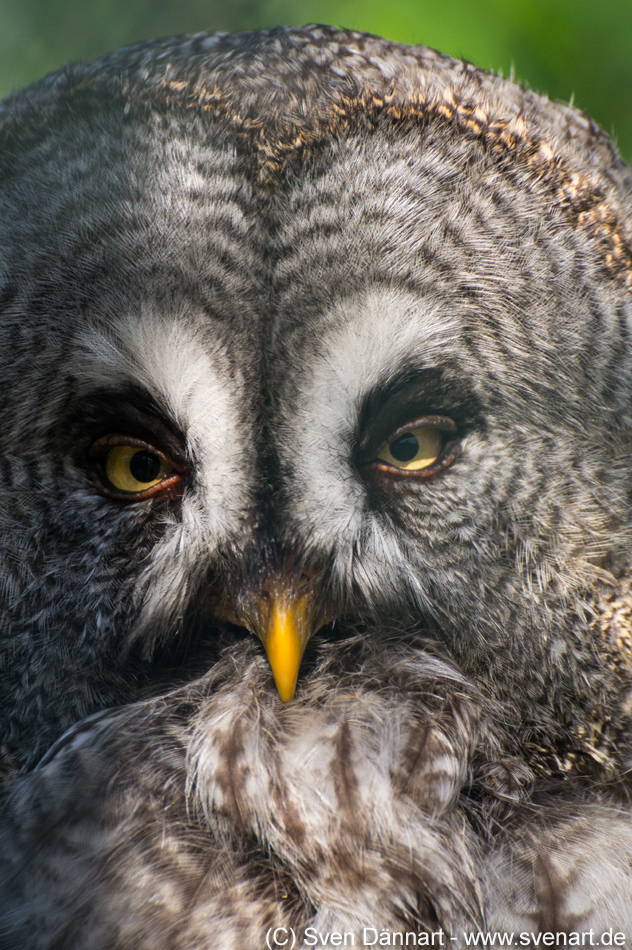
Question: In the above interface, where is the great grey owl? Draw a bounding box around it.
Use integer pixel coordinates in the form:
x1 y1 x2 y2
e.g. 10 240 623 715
1 23 632 949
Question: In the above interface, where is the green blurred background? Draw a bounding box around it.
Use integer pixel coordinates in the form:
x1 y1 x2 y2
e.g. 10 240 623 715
1 0 630 160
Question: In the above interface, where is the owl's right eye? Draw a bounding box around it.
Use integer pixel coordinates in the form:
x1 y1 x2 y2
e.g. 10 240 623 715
88 435 186 500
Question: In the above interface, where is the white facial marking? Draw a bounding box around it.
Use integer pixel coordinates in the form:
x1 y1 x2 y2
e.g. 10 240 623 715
279 287 460 547
76 305 254 548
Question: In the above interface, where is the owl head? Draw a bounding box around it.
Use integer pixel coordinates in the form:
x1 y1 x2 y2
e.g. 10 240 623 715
1 26 632 779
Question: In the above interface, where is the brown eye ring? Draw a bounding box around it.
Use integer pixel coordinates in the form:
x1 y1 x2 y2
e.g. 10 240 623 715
367 415 461 479
88 434 187 501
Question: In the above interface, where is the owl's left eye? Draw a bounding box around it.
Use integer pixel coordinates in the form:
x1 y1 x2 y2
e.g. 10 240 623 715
88 435 186 500
369 415 460 477
377 426 443 471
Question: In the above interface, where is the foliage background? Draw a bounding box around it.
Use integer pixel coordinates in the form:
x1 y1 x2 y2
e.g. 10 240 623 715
0 0 630 161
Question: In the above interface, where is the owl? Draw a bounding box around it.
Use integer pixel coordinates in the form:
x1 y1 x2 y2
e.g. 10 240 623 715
1 23 632 949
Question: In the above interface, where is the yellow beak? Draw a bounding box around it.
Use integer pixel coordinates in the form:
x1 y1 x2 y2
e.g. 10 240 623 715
259 592 312 702
229 572 318 702
215 566 323 702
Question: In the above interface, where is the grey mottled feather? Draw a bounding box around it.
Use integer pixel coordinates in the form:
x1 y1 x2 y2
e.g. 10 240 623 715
1 25 632 948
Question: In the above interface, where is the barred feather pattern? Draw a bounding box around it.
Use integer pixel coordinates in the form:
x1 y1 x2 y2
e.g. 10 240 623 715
1 25 632 949
2 641 632 947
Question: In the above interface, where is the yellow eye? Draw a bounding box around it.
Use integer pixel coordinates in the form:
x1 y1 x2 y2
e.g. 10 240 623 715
105 445 174 493
377 426 443 471
88 435 184 500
